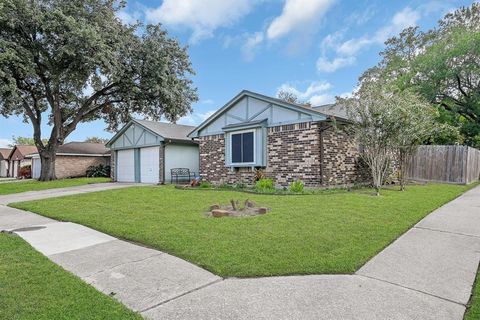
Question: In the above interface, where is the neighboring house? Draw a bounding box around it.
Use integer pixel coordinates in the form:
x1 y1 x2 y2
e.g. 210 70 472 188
188 90 365 187
107 120 199 184
0 148 12 177
8 145 37 178
30 142 111 179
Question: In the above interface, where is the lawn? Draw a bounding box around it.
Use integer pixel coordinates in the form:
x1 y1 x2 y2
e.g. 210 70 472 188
0 177 111 195
12 183 473 277
0 233 141 320
466 268 480 320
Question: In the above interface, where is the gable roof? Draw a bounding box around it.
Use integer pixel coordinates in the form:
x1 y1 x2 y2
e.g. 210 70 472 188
313 103 348 120
0 148 12 160
106 119 196 147
8 145 38 160
188 90 341 137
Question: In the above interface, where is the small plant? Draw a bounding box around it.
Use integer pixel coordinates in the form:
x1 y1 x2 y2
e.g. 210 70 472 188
198 181 213 188
18 165 31 179
289 180 304 193
86 164 110 177
255 178 274 191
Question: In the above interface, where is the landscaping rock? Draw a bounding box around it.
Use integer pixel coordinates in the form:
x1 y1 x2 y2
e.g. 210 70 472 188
211 210 230 218
245 200 256 208
257 207 268 214
210 204 220 211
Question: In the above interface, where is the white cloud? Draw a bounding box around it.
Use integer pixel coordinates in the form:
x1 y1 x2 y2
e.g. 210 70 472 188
316 56 356 72
242 32 264 61
178 110 216 126
0 138 12 148
317 6 423 73
277 81 334 105
266 0 335 40
145 0 258 43
116 10 141 25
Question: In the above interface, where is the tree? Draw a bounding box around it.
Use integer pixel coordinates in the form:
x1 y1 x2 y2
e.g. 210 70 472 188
84 136 109 144
391 90 437 191
0 0 197 181
339 82 400 196
10 135 48 146
361 3 480 147
277 90 299 104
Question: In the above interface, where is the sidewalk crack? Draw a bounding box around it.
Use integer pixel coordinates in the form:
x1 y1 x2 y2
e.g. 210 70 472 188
139 278 224 313
414 226 480 239
356 274 467 307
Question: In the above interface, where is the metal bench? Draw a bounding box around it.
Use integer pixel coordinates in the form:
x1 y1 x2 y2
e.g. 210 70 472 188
170 168 195 184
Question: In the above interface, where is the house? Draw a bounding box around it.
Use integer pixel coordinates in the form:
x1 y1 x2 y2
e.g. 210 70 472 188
107 120 199 183
188 90 365 187
30 142 111 179
7 145 37 178
0 148 12 177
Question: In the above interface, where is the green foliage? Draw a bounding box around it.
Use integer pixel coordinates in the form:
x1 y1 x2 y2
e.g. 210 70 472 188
10 136 48 146
12 183 474 277
255 178 274 191
0 0 197 180
289 180 304 193
0 233 141 319
198 181 213 188
84 137 109 144
86 164 110 178
361 3 480 147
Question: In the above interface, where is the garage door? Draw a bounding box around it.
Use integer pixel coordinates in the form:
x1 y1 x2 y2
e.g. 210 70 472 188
140 146 159 183
116 149 135 182
32 158 41 179
13 161 19 177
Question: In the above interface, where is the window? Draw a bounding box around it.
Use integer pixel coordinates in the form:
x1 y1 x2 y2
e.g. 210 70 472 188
231 131 254 164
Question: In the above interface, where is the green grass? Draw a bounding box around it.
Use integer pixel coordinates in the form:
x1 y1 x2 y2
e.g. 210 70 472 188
11 183 473 277
465 267 480 320
0 233 141 320
0 177 111 195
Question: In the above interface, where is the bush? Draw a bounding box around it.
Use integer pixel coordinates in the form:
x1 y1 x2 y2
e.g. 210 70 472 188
86 164 110 178
255 178 274 191
198 181 213 188
289 180 304 193
18 165 31 179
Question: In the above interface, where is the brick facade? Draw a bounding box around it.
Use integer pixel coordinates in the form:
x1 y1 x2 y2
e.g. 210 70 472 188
198 121 367 187
55 155 110 179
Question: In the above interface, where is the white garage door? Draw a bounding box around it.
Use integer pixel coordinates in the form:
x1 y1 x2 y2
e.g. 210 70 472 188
117 149 135 182
32 158 41 179
140 146 159 183
13 161 19 177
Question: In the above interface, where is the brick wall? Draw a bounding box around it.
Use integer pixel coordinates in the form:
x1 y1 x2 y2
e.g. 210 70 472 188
320 124 367 185
55 155 110 179
198 121 367 187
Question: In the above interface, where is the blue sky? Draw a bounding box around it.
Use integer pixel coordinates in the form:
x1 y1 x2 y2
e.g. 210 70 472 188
0 0 475 147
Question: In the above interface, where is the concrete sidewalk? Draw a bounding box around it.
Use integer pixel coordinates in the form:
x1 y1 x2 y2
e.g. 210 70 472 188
0 182 139 205
1 185 479 319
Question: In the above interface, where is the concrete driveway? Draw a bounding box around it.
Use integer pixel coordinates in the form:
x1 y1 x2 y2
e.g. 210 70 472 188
1 184 479 319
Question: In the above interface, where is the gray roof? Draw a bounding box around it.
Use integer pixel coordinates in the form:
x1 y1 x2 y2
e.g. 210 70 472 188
313 103 348 120
26 142 110 156
134 120 196 143
0 148 12 160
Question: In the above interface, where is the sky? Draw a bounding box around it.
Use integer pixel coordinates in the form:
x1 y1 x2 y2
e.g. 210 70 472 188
0 0 475 147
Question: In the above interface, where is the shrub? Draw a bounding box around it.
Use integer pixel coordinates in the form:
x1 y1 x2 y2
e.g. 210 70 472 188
18 165 31 179
289 180 304 193
255 178 274 191
198 181 213 188
86 164 110 177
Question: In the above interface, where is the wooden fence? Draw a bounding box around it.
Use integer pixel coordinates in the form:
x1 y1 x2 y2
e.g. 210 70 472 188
406 145 480 184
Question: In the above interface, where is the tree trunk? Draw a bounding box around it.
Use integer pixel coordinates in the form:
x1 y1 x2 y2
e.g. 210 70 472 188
38 150 57 181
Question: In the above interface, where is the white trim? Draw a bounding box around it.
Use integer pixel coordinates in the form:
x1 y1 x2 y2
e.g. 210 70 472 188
229 129 256 166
